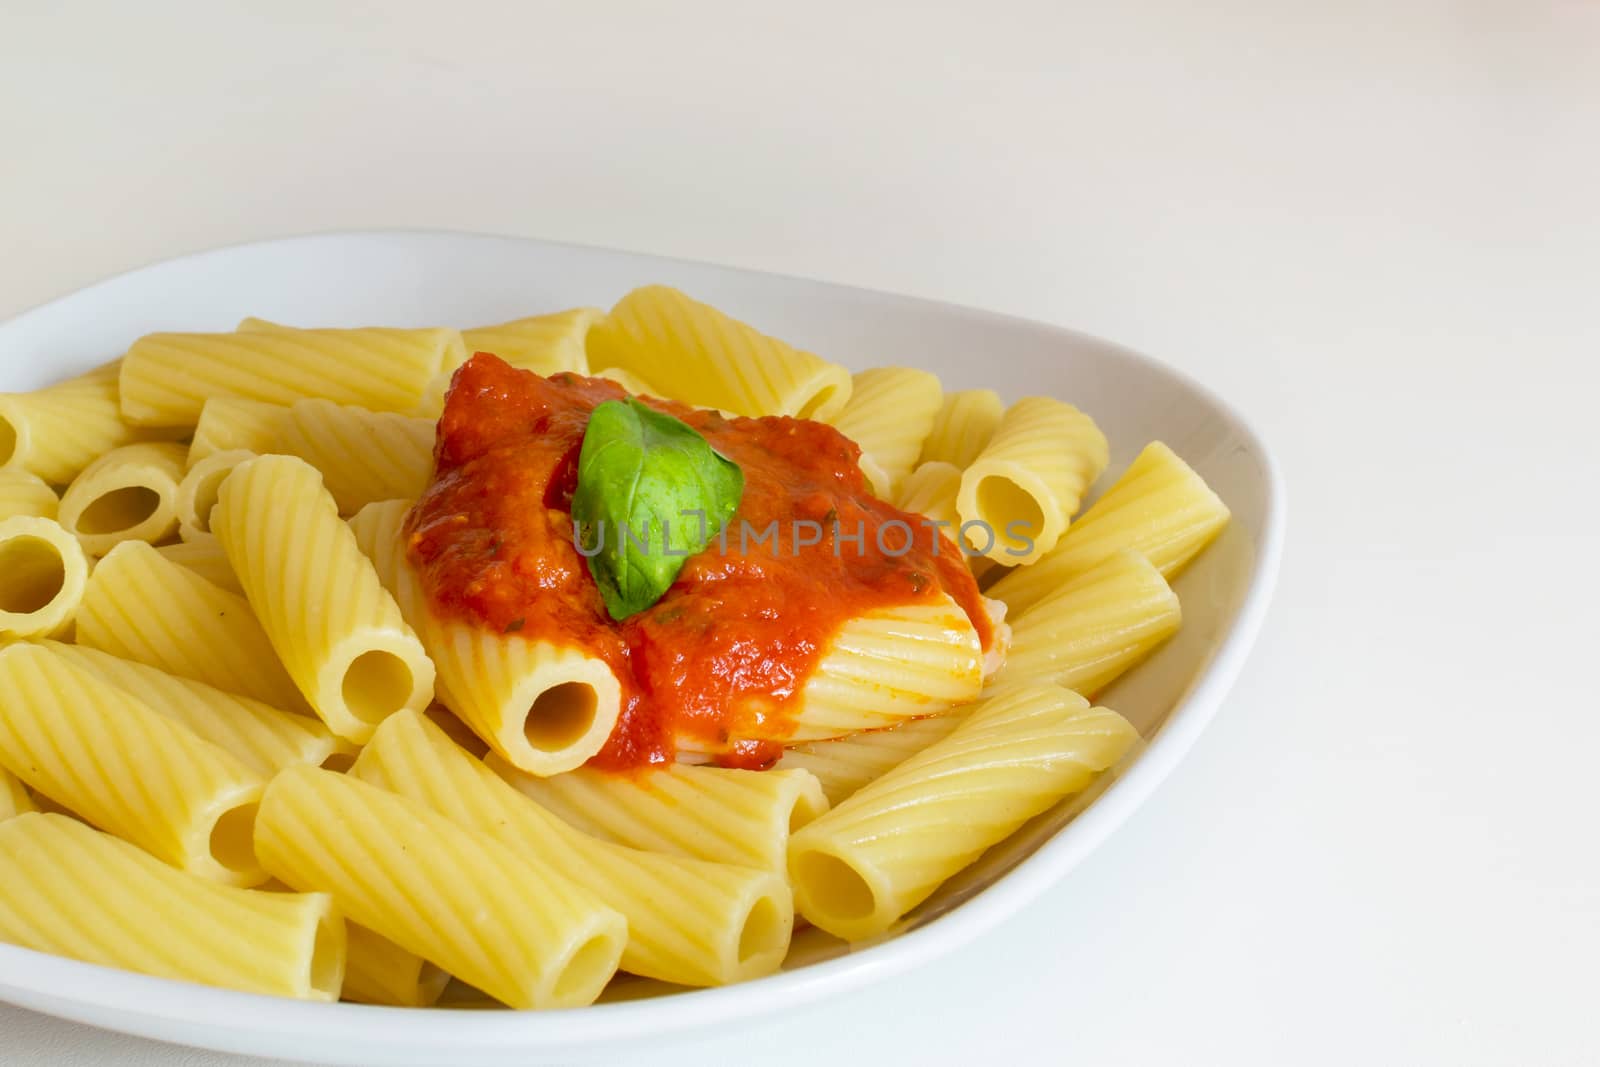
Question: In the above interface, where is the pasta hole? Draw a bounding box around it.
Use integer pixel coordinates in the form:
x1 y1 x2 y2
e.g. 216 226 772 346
789 787 827 833
524 682 598 752
208 802 260 873
552 934 619 1005
0 416 16 466
76 486 160 535
974 476 1044 552
320 750 358 774
793 851 876 921
796 386 841 421
341 651 415 724
0 536 66 614
308 905 345 999
187 468 233 533
737 894 787 963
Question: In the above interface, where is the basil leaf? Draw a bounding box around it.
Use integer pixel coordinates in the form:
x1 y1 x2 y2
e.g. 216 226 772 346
572 397 744 621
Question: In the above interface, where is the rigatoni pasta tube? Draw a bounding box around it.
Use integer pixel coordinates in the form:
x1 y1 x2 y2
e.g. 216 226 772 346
827 367 943 498
76 541 309 713
255 766 627 1010
989 442 1231 616
492 759 828 874
57 442 186 556
0 813 344 999
275 399 434 514
175 448 255 542
119 326 463 427
343 924 449 1008
462 308 601 375
0 516 89 639
788 685 1139 940
0 469 58 521
155 537 243 595
0 362 184 485
1004 549 1181 697
213 456 434 744
587 285 852 420
187 396 288 468
349 500 621 776
918 388 1004 468
42 642 336 777
783 595 984 742
957 396 1110 564
778 710 971 805
1 768 34 820
354 710 794 986
0 643 269 885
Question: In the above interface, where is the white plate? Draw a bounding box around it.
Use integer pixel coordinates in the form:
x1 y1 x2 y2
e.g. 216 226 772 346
0 231 1285 1065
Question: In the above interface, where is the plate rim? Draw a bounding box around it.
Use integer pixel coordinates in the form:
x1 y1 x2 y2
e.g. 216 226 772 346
0 228 1287 1058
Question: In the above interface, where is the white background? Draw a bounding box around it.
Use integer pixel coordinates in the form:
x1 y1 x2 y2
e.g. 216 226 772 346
3 2 1597 1064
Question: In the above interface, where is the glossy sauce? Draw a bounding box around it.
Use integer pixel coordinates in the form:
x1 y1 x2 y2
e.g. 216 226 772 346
407 354 992 771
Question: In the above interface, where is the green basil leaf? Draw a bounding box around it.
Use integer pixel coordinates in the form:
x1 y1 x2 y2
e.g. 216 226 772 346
572 397 744 620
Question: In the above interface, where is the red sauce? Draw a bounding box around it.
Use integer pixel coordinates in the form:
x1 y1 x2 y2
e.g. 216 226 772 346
407 354 992 772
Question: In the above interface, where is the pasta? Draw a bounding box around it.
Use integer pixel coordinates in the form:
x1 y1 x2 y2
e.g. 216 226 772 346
275 399 434 514
787 684 1139 940
187 396 289 468
1 768 34 820
0 643 269 885
0 813 343 999
353 710 795 986
0 515 89 639
154 537 243 594
778 710 970 805
918 387 1004 468
462 308 602 375
826 367 943 498
0 469 58 521
56 441 186 556
76 540 310 713
42 642 338 777
213 456 434 744
349 500 622 776
342 924 450 1008
175 448 256 543
988 441 1231 615
957 396 1110 564
492 759 828 875
255 765 627 1009
587 285 852 420
0 362 184 485
120 326 464 427
1003 549 1182 697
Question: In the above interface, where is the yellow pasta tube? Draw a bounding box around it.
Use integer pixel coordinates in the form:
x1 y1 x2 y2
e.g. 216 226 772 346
0 643 268 885
42 642 337 777
1 768 34 820
1003 549 1181 697
213 456 434 744
187 396 289 468
175 448 256 542
256 766 627 1010
154 537 244 595
896 461 998 582
957 396 1110 564
0 363 184 485
0 469 58 521
918 388 1004 468
343 924 450 1008
826 367 943 498
492 759 828 875
57 442 186 556
778 710 970 805
77 540 309 712
0 516 89 639
587 285 852 420
119 327 463 427
349 500 621 776
785 596 984 742
462 308 602 375
591 365 663 398
0 813 344 999
788 684 1139 940
988 442 1231 616
354 710 794 986
275 399 435 514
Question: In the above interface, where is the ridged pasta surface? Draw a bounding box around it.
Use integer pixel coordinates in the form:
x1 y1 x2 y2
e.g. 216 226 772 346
342 923 449 1007
0 363 184 484
0 469 58 521
462 308 602 375
153 538 244 595
778 710 970 804
57 441 187 556
918 388 1004 469
276 399 434 514
187 396 289 468
827 367 943 497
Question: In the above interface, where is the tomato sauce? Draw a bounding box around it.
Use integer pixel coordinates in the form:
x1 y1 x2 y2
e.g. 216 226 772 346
407 353 992 772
